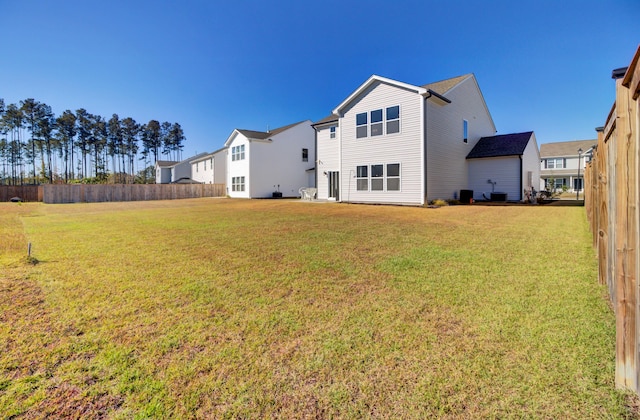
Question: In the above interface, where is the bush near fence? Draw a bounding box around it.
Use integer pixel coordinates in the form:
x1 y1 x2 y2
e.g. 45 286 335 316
584 45 640 393
0 186 43 202
42 183 226 203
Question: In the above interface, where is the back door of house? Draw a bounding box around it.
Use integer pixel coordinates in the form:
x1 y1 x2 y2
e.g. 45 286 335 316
328 171 339 200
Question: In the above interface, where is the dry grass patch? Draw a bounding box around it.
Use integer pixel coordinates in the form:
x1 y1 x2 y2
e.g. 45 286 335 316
0 199 637 418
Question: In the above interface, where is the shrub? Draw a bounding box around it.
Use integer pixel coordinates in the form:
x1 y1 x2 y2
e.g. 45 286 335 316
429 199 448 207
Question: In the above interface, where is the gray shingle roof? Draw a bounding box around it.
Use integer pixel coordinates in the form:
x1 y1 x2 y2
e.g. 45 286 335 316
312 114 339 126
466 132 534 159
421 74 471 95
237 121 306 140
539 139 597 158
156 160 178 167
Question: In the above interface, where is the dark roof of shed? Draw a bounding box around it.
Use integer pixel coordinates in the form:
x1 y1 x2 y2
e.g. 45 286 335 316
466 132 533 159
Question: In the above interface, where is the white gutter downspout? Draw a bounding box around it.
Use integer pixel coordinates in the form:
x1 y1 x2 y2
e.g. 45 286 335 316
420 96 425 205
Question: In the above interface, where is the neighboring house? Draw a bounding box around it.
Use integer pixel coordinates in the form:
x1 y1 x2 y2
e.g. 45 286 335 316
466 132 540 201
155 160 177 184
190 147 227 184
224 121 315 198
155 153 208 184
313 73 501 205
539 139 596 192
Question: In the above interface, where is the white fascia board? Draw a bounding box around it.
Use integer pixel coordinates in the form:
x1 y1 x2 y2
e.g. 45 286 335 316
223 130 241 147
332 75 425 116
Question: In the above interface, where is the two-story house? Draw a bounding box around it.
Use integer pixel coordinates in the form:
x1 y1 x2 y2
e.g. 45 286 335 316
225 121 315 198
190 147 227 184
539 140 597 192
155 152 208 184
313 73 539 204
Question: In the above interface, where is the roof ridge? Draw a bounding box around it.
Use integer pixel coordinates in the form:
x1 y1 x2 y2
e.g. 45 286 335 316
237 120 306 138
421 74 472 93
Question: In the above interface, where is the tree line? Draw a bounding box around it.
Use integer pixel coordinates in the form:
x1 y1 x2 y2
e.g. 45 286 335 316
0 98 186 185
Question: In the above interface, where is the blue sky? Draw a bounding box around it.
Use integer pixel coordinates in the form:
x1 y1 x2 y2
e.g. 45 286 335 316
1 0 638 159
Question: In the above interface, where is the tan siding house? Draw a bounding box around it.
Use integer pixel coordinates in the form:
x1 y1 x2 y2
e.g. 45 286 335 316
539 139 596 192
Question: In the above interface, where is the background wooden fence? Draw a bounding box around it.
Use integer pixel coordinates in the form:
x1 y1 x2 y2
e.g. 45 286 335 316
2 183 225 203
584 45 640 393
0 186 43 202
42 183 226 203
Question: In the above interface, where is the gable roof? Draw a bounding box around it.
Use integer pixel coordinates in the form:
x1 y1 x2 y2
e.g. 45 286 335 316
156 160 178 167
466 132 534 159
539 139 597 158
311 114 339 127
332 73 476 116
225 121 307 146
421 74 471 95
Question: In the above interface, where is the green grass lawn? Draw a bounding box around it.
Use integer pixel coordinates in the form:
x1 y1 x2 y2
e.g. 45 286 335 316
0 199 636 418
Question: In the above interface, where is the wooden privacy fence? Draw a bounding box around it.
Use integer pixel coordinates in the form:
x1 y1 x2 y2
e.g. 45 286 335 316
42 183 226 204
0 185 43 202
584 45 640 393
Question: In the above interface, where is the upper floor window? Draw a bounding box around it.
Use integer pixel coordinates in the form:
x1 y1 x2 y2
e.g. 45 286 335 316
356 113 368 138
302 148 308 162
463 119 468 143
356 106 400 138
204 160 207 171
370 109 383 136
330 126 336 139
232 144 245 161
545 158 565 169
387 106 400 134
196 162 199 172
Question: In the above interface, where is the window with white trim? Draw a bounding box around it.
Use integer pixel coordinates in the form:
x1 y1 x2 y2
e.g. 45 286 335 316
370 109 383 136
232 144 245 161
463 119 468 143
387 163 400 190
355 163 401 192
356 113 368 138
196 162 199 172
204 160 207 171
356 106 400 138
371 164 383 190
302 148 308 162
330 126 336 138
386 106 400 134
545 158 565 169
356 165 368 190
232 176 245 191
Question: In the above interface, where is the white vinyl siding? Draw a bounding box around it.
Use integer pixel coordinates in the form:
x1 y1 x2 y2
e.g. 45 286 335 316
467 157 520 201
340 81 422 204
247 122 315 198
521 134 540 192
316 122 340 200
426 76 496 201
227 136 251 198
